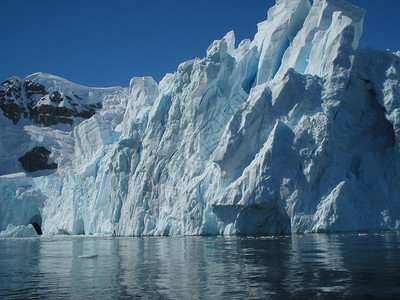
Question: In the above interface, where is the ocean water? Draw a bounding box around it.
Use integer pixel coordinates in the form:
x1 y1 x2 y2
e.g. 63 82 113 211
0 232 400 299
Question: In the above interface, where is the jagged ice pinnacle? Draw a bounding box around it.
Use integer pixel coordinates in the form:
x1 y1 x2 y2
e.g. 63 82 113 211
1 0 400 237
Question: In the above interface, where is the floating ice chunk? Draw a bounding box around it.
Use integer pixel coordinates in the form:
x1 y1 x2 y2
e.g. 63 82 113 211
77 254 98 259
0 224 38 238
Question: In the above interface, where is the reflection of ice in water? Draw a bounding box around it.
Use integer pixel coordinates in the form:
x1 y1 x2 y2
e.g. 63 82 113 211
120 237 245 298
286 234 351 294
2 234 399 298
38 237 127 298
39 239 74 297
118 237 165 297
118 236 279 298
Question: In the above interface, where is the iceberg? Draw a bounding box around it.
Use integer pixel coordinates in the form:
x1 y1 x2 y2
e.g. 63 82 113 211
1 0 400 236
0 224 39 238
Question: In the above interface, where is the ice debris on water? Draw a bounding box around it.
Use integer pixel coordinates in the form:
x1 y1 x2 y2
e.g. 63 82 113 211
77 254 99 259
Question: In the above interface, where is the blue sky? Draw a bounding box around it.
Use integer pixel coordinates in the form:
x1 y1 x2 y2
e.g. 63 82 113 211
0 0 399 87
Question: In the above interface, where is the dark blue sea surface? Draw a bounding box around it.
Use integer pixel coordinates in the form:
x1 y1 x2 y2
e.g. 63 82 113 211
0 232 399 299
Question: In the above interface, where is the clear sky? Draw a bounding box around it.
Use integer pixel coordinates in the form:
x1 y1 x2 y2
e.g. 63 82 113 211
0 0 399 87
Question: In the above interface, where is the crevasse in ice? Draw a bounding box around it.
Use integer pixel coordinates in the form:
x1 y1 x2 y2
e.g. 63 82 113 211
1 0 400 237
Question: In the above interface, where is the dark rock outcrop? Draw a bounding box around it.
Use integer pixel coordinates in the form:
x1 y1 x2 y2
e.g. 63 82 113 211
0 78 25 124
18 146 57 172
0 77 102 126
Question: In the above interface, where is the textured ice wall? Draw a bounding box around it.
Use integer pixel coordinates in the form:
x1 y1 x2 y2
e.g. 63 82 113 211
0 173 45 234
41 0 400 236
2 0 400 236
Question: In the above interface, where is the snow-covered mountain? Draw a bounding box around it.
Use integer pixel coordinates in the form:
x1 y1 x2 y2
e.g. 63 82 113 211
1 0 400 237
0 73 128 175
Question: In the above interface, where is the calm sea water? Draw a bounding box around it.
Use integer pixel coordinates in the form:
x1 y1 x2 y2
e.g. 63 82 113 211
0 233 400 299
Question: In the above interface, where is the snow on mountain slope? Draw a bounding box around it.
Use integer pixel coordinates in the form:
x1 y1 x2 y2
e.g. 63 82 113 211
0 73 128 175
1 0 400 237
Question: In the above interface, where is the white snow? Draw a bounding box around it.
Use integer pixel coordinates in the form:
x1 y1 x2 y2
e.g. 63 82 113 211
25 72 123 105
0 73 129 176
1 0 400 237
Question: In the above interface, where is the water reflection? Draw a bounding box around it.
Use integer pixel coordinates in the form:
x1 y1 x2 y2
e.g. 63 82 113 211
1 233 400 299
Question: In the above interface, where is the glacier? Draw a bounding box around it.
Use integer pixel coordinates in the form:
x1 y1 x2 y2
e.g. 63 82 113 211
1 0 400 237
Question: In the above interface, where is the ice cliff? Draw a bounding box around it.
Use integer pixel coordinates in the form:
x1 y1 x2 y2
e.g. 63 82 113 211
1 0 400 237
